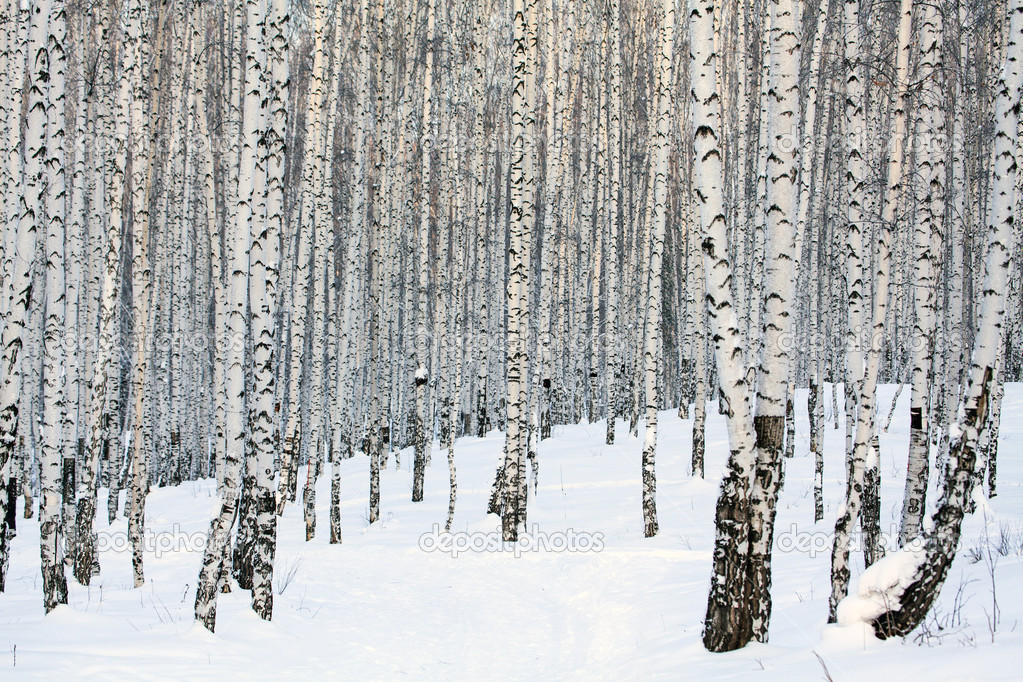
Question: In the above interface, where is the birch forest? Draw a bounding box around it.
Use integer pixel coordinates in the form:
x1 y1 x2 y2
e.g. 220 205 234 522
1 0 1022 667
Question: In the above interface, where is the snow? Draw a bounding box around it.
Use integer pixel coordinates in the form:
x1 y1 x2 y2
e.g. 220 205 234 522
949 422 963 441
836 544 927 627
865 446 878 470
1 383 1022 679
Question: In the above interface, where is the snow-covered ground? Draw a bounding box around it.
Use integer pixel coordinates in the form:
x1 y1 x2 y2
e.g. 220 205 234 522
1 384 1020 680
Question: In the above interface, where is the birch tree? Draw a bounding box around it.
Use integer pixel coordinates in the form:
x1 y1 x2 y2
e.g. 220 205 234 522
123 0 151 589
39 0 71 612
500 0 536 542
745 0 802 640
0 0 39 583
640 0 674 539
828 0 911 619
195 0 265 631
870 0 1023 637
248 0 288 622
901 0 942 547
412 0 437 505
74 0 128 585
689 0 758 652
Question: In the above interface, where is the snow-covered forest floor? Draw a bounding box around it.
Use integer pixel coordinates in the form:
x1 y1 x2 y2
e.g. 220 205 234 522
1 384 1021 680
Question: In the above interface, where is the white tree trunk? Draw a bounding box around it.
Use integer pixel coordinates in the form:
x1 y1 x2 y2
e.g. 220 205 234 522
640 0 674 540
870 0 1023 636
0 0 32 589
901 0 943 547
501 0 536 542
39 0 71 612
746 0 802 642
829 0 911 620
195 0 264 631
690 0 757 652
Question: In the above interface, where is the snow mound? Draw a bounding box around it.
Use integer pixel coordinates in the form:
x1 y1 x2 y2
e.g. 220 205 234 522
948 422 963 441
836 543 927 627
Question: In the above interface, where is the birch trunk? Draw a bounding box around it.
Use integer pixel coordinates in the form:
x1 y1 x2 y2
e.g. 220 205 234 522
412 0 436 504
641 0 673 539
39 0 71 612
195 0 263 631
829 0 911 620
75 0 126 585
746 0 802 642
501 0 535 542
871 0 1023 636
901 0 942 547
0 0 34 589
690 0 757 652
249 0 287 621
